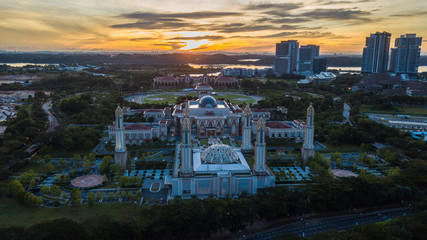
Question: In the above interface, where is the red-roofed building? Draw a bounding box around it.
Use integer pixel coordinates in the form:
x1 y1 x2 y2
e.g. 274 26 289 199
254 121 304 141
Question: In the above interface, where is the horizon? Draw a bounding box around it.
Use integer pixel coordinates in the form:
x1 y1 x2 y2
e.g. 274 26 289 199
0 0 426 54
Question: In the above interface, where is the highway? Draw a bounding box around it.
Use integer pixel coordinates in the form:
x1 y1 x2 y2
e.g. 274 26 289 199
237 207 413 240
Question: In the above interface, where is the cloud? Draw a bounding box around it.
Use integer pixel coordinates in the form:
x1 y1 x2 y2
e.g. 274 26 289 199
256 17 311 24
317 0 374 5
121 11 243 20
152 42 185 50
301 8 373 22
170 35 225 41
390 10 427 17
244 2 304 11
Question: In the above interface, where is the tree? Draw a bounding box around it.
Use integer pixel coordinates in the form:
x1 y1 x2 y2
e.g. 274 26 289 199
118 176 128 188
70 189 81 204
83 159 91 173
110 163 124 174
46 162 55 174
72 154 81 163
88 153 96 162
43 154 52 163
40 185 50 195
88 191 95 207
99 161 109 174
50 185 62 197
30 155 42 163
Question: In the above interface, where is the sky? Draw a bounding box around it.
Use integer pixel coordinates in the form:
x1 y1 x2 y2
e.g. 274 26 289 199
0 0 426 54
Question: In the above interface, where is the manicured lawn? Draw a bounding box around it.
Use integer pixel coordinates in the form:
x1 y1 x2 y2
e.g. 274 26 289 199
0 198 141 228
139 92 257 105
221 138 231 145
143 93 195 104
216 93 256 104
361 105 427 116
199 139 208 146
244 155 254 170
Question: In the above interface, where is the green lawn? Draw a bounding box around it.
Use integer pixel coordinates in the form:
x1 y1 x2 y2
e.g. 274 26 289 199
216 93 256 104
142 93 195 104
139 92 257 105
0 198 141 228
361 105 427 117
199 139 208 146
244 155 254 170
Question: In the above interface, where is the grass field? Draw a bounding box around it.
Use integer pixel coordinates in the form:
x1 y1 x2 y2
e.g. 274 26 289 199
132 92 258 105
361 105 427 116
0 198 141 228
216 93 256 104
142 93 196 104
319 143 363 153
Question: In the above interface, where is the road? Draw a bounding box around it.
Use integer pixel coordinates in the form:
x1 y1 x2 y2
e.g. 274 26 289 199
42 100 59 132
237 207 413 240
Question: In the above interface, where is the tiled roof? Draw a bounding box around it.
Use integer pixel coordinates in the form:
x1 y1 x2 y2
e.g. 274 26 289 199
125 123 152 130
266 121 292 129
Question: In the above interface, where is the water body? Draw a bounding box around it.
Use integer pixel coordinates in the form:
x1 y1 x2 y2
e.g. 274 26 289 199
188 63 273 69
328 66 427 73
0 63 55 67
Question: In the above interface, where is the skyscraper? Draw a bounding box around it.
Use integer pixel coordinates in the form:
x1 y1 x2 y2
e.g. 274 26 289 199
275 40 299 76
313 57 327 74
389 34 423 75
362 32 391 74
298 45 320 72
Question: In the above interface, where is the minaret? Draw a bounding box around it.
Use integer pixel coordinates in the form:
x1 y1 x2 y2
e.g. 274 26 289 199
114 105 127 169
301 103 315 165
241 106 253 152
254 118 267 173
180 117 193 176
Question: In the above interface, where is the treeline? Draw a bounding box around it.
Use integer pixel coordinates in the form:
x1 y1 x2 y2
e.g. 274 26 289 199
56 93 122 124
32 72 115 93
0 98 48 164
305 212 427 240
1 160 427 239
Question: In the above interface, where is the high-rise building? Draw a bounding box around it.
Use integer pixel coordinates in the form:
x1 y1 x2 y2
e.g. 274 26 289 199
389 34 423 75
275 40 299 76
114 105 127 169
313 57 327 74
362 32 391 74
298 45 320 72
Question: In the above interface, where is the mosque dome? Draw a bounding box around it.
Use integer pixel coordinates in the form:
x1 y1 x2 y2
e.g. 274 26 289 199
201 144 240 164
199 95 217 108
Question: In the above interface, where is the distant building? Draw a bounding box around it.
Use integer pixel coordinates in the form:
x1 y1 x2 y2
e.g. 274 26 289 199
221 68 272 77
275 40 299 76
297 45 320 73
352 73 427 96
313 57 327 74
153 74 238 88
362 32 391 74
389 34 423 76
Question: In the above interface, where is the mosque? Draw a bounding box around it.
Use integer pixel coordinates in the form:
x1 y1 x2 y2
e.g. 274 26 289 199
112 90 315 198
168 108 276 198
